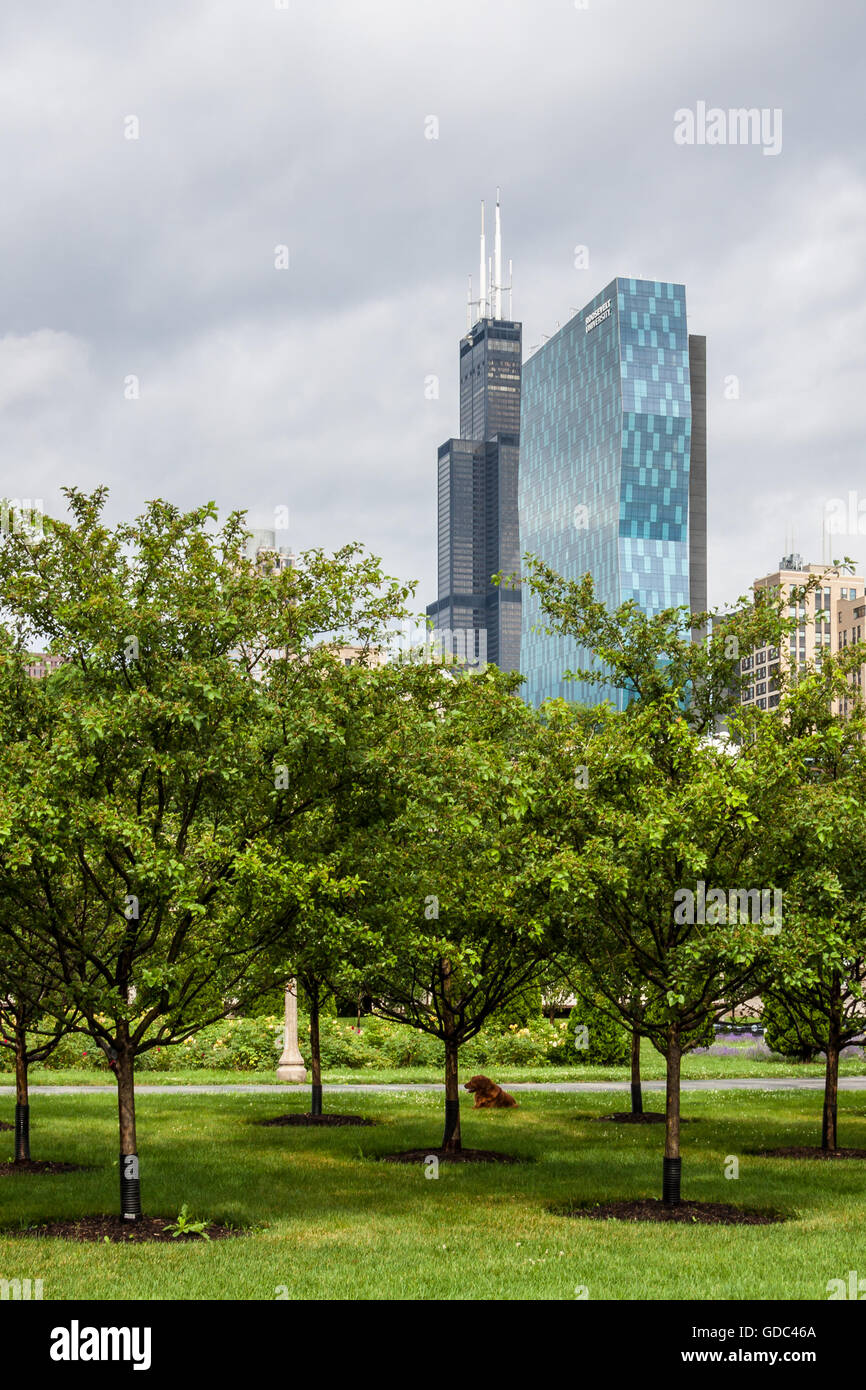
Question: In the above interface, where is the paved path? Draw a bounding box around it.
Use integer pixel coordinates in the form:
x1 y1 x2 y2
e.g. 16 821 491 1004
2 1077 866 1096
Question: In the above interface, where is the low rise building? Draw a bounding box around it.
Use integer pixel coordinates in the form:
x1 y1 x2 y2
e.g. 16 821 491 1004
739 555 863 712
836 592 866 717
24 652 66 680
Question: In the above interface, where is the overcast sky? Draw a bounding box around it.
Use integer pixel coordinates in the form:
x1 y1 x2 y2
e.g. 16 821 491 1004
1 0 864 614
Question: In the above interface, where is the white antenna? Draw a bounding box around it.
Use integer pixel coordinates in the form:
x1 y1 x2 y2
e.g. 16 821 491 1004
493 187 502 318
467 274 472 331
479 201 487 319
821 506 830 565
469 193 513 322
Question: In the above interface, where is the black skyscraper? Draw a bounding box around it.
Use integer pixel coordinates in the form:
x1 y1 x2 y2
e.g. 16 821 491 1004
426 195 522 672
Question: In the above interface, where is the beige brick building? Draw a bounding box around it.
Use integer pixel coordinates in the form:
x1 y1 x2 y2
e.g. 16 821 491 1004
739 555 863 712
24 652 66 680
836 593 866 717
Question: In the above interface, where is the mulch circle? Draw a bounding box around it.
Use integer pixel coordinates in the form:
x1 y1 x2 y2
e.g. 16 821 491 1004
0 1161 88 1175
0 1121 13 1132
552 1198 786 1225
752 1146 866 1160
379 1147 524 1164
256 1114 376 1127
9 1215 240 1243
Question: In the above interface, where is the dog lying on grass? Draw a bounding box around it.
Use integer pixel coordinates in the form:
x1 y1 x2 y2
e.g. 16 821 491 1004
464 1075 518 1109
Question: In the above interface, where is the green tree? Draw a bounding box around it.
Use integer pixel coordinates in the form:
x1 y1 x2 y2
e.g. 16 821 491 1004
0 630 82 1162
346 665 565 1153
254 654 475 1118
0 489 413 1218
0 931 80 1163
523 558 801 1203
753 652 866 1151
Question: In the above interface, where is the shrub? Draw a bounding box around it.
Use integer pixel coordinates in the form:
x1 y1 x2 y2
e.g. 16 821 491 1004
564 995 631 1066
20 1008 633 1073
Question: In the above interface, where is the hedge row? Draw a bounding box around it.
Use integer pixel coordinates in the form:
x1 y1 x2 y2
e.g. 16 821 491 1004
15 1005 630 1073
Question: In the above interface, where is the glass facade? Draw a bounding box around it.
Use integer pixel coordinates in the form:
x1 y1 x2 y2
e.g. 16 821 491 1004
427 317 522 672
520 278 706 707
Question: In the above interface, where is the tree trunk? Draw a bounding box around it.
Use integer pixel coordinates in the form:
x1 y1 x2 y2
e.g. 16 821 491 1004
822 1010 841 1153
442 1036 462 1153
309 989 323 1117
115 1039 141 1221
662 1025 682 1205
14 1024 30 1163
630 1025 643 1116
440 957 461 1152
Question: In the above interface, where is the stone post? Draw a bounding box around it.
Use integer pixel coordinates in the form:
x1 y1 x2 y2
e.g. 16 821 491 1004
276 979 306 1083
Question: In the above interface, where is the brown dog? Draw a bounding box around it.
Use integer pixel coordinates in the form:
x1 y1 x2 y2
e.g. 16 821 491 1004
464 1075 518 1109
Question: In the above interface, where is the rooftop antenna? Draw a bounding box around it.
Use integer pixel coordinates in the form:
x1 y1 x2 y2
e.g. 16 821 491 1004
470 192 512 322
467 274 473 331
493 187 502 318
479 201 487 319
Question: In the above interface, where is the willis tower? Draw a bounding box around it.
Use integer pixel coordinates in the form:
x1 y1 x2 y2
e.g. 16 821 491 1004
426 191 522 672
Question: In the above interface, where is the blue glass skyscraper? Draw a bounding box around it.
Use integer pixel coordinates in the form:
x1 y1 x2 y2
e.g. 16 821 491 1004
519 277 706 707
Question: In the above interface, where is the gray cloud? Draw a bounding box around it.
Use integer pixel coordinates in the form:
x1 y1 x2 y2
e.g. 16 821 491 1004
1 0 864 614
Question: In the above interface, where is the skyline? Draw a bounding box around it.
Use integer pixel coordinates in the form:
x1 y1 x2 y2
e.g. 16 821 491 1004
1 0 864 619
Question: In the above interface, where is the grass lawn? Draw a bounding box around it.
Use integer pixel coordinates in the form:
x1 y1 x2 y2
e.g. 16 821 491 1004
0 1087 863 1299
